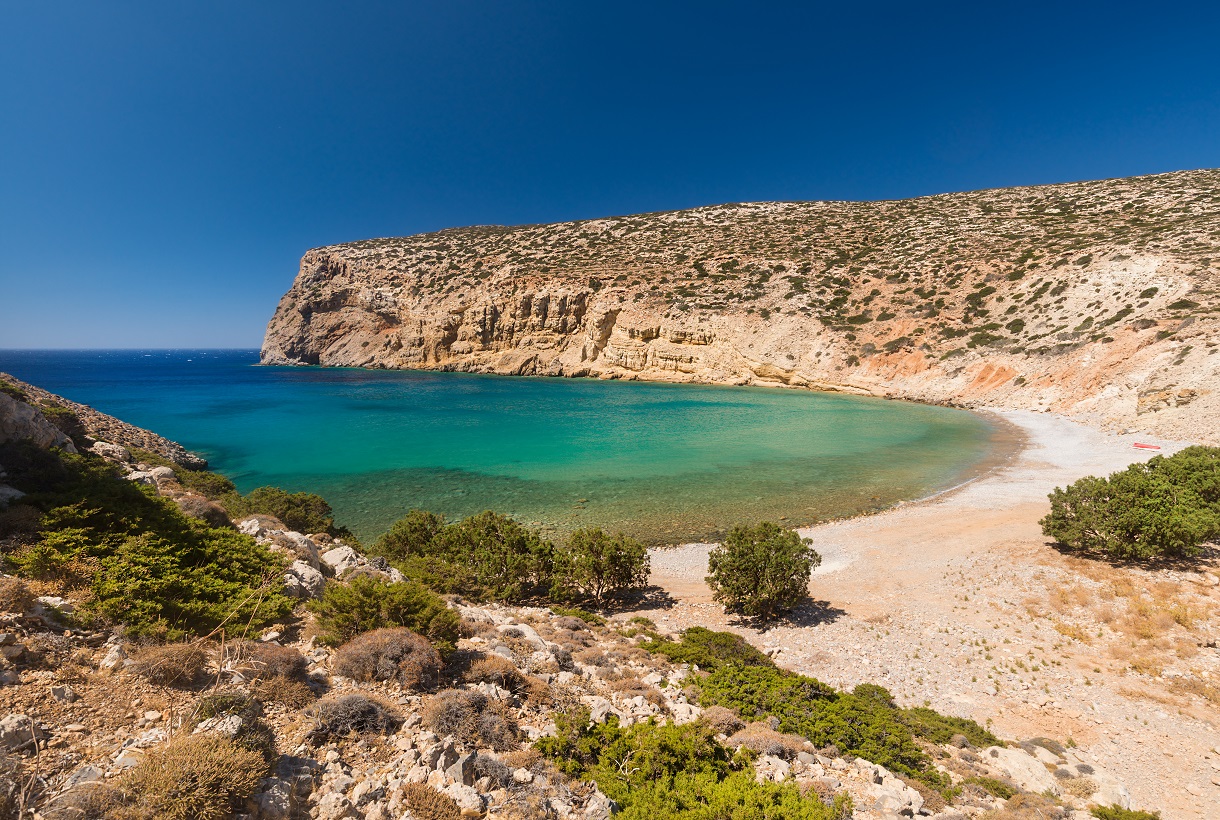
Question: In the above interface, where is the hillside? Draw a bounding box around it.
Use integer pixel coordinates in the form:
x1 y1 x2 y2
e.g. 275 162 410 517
262 169 1220 441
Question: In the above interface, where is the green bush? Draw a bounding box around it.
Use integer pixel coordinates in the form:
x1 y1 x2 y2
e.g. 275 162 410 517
899 706 999 748
39 405 89 448
372 509 445 561
377 509 554 602
642 626 775 671
697 666 963 788
1040 446 1220 560
223 486 338 535
551 527 649 605
309 575 461 651
535 713 849 819
0 379 27 402
0 448 290 639
549 605 606 625
1090 807 1161 820
706 522 821 620
963 776 1016 799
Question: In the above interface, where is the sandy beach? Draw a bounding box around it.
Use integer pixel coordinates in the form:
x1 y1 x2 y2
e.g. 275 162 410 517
636 410 1220 819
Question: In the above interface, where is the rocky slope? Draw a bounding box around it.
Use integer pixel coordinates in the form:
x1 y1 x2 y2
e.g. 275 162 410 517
262 169 1220 441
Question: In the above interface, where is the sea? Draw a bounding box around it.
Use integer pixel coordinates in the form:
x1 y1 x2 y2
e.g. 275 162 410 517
0 349 1000 544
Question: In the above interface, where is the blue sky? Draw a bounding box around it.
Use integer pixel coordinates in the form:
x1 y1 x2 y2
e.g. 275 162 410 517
2 1 1218 348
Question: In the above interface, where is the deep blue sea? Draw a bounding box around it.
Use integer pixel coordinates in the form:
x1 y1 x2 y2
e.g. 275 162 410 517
0 350 998 543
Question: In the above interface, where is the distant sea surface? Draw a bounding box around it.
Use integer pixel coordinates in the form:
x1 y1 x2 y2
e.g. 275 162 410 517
0 350 1000 544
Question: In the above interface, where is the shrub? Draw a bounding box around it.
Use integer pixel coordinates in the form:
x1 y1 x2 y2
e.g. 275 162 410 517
373 509 445 561
0 577 34 613
464 654 528 695
535 714 848 819
310 576 461 650
551 528 649 605
700 705 745 735
399 783 461 820
223 486 337 535
423 689 519 750
252 674 316 708
308 694 400 741
0 379 27 402
333 627 442 689
382 509 555 601
40 783 123 820
727 722 808 758
40 405 89 449
116 734 266 820
0 448 291 639
697 666 945 787
1090 807 1161 820
706 522 820 620
132 642 209 687
1041 446 1220 560
642 626 774 671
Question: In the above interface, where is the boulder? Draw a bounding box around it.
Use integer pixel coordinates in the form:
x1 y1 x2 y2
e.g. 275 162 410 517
985 746 1060 794
0 713 42 751
0 392 76 451
321 546 362 577
283 561 326 599
89 441 132 462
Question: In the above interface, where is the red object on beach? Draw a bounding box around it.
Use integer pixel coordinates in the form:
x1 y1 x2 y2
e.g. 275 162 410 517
1132 442 1161 451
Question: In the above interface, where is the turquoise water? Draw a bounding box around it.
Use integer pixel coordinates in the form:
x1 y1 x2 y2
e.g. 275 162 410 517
0 350 998 544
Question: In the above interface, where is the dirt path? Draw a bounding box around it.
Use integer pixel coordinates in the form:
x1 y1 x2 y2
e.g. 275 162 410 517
637 410 1220 819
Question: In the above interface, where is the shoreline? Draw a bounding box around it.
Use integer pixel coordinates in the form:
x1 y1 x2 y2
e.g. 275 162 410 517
639 410 1215 819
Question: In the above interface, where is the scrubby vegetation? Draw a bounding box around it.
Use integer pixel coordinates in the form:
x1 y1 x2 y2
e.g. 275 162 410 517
0 442 291 638
550 527 649 604
695 662 996 788
113 734 269 820
641 625 775 670
536 712 852 819
706 522 820 620
221 485 344 538
372 509 649 606
309 575 462 649
332 627 442 688
1041 446 1220 560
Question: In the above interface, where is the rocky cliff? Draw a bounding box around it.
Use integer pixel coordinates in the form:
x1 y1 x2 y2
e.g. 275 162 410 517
262 169 1220 441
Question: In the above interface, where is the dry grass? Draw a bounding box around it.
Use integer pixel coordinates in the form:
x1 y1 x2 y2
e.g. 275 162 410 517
307 694 401 742
464 654 528 695
1060 775 1097 798
115 734 266 820
700 705 745 735
1167 676 1220 706
332 627 441 689
399 783 461 820
608 677 666 708
0 576 35 613
423 688 519 751
727 722 808 759
251 673 316 708
1051 621 1092 644
132 642 209 687
225 640 308 681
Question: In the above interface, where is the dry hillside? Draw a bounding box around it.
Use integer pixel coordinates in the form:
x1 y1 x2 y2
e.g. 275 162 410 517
262 169 1220 440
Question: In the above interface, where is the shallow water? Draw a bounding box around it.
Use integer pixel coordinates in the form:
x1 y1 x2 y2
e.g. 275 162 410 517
0 350 997 543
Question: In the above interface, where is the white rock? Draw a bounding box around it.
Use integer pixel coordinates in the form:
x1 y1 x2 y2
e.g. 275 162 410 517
284 560 326 599
89 441 132 462
442 783 485 817
321 546 362 577
148 465 176 481
99 643 127 672
0 713 42 751
985 746 1060 795
125 470 157 486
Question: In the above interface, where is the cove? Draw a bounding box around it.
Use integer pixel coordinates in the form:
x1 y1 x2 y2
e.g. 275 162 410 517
0 350 1000 544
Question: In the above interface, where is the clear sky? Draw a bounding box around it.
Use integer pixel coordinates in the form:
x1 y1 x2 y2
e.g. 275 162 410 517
2 1 1218 348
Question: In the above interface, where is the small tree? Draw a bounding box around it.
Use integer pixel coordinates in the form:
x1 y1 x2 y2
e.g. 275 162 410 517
706 522 820 621
553 528 649 605
431 511 554 601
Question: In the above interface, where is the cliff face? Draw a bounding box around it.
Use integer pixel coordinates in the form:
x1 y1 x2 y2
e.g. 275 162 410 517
262 170 1220 441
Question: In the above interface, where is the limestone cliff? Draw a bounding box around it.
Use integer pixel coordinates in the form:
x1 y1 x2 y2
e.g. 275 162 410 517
262 169 1220 441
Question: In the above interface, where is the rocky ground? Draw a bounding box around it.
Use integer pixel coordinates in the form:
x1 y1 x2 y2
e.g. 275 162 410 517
0 428 1157 820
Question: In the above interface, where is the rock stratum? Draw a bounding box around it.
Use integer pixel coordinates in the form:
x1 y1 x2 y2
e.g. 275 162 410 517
262 169 1220 441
